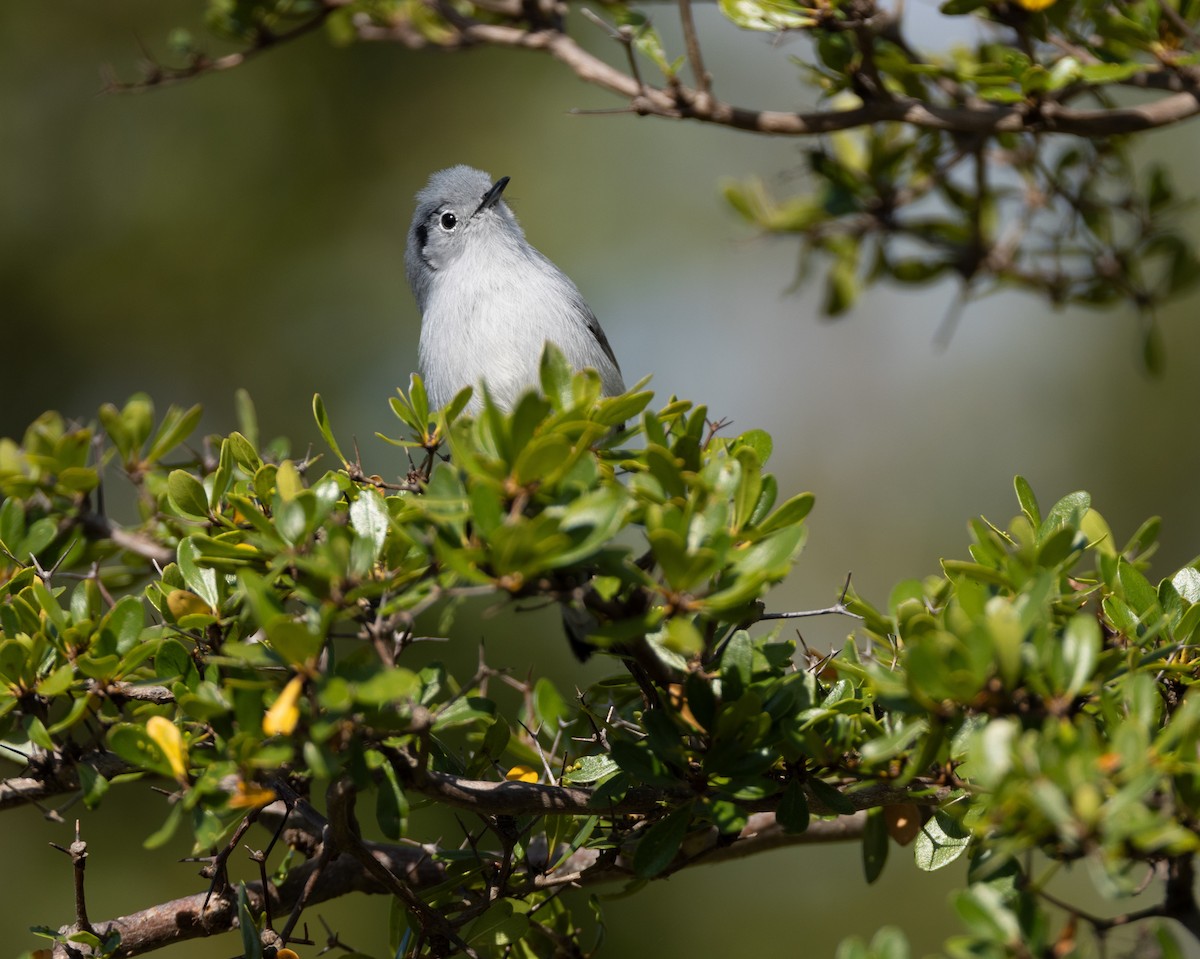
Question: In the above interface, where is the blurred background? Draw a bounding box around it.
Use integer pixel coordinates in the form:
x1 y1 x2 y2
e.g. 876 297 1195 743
4 2 1200 956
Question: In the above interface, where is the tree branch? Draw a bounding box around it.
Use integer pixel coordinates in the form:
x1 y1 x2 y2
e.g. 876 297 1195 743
51 840 447 958
0 751 132 812
398 754 948 818
52 808 872 956
355 18 1200 139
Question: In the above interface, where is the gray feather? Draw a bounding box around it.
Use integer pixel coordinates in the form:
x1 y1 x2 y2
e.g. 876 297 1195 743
405 165 626 411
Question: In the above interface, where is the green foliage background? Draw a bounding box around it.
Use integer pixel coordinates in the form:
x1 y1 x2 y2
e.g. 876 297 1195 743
5 2 1200 957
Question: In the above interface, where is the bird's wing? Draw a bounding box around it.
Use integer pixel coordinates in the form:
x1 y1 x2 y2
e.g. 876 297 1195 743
580 299 621 372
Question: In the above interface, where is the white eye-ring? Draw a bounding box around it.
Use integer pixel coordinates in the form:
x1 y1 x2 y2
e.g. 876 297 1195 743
439 211 458 231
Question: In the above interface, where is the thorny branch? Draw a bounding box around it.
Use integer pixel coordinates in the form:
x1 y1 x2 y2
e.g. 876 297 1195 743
49 806 881 956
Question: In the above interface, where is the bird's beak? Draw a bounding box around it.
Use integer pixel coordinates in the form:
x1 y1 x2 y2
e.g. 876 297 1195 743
473 176 510 216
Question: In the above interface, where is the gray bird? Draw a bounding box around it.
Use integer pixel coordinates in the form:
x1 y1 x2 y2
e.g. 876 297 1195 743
405 165 625 411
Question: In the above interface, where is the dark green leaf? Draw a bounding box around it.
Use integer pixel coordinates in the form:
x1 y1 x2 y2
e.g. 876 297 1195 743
633 804 693 878
862 806 889 883
776 778 810 834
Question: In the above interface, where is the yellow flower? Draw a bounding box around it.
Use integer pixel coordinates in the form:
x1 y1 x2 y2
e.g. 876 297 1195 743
505 765 539 783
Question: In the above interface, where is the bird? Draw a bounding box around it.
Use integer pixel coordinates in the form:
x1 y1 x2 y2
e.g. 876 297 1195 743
405 165 625 412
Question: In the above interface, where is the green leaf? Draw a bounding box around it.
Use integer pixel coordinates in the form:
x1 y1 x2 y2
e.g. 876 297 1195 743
409 373 431 423
226 431 261 473
76 761 110 810
177 538 220 610
862 807 888 883
237 883 263 959
539 342 573 407
1013 475 1040 528
808 776 856 815
210 436 235 509
275 459 303 501
953 883 1021 943
1119 559 1159 616
376 761 409 840
350 488 389 566
143 802 183 849
719 0 816 31
914 810 970 871
1172 566 1200 605
1061 613 1100 698
168 470 210 520
145 403 203 465
662 618 704 656
235 388 259 447
756 491 814 535
466 899 530 948
1078 61 1143 84
776 778 810 834
514 434 574 487
824 248 860 316
36 663 75 697
1042 490 1090 541
939 0 988 13
719 630 753 699
612 8 679 78
313 393 346 463
633 804 693 878
108 722 171 778
264 615 323 666
431 694 493 728
533 677 570 729
563 754 620 785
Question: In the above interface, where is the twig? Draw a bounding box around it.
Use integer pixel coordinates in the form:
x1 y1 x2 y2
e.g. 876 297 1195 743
325 778 480 958
104 7 336 93
581 7 645 95
759 572 863 622
1 750 133 812
677 0 710 100
48 820 92 935
77 509 175 566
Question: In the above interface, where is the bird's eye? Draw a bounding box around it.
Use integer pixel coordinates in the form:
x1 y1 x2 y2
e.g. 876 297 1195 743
439 211 458 231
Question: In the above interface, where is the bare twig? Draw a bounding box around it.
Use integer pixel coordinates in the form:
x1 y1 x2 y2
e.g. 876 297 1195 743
760 572 862 622
48 820 92 935
677 0 711 100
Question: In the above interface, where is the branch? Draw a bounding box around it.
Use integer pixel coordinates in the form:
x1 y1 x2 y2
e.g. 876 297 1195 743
101 8 336 92
398 754 949 818
51 839 447 958
355 18 1200 139
325 778 478 957
77 510 174 567
0 751 132 812
54 809 869 956
105 0 1200 141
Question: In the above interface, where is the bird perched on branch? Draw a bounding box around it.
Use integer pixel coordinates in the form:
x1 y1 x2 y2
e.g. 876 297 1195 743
405 165 625 411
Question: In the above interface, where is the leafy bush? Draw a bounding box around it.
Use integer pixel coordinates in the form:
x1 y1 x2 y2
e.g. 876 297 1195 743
3 349 1199 958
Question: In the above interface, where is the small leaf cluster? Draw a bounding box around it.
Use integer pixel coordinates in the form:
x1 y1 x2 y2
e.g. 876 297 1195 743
719 0 1200 352
839 479 1200 957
